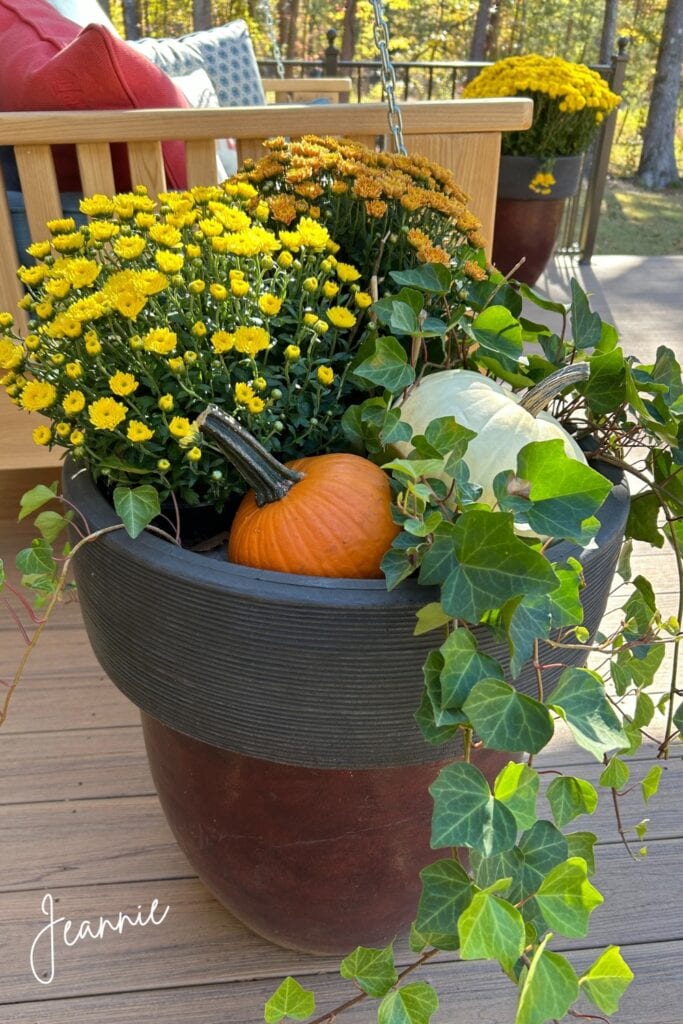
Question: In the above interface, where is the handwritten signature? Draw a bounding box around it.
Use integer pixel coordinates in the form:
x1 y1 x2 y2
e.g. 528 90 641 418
30 892 170 985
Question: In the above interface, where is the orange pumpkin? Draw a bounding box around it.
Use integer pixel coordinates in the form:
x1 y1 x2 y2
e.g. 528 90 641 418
198 406 399 579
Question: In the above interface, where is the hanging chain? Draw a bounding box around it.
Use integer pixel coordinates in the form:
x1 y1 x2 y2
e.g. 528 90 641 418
368 0 407 155
258 0 286 79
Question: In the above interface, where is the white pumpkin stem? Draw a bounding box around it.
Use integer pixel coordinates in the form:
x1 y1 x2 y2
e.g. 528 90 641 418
519 364 590 416
197 405 304 507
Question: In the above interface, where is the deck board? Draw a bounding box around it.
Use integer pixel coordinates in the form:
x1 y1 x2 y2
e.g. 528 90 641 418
1 255 682 1021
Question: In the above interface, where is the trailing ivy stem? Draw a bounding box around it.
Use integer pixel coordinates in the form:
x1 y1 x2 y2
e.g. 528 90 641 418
462 726 472 763
605 753 637 860
307 948 440 1024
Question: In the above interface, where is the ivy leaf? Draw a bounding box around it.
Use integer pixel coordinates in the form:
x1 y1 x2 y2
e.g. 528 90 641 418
413 602 450 636
418 522 458 586
415 416 476 468
535 857 603 937
352 336 415 394
579 946 634 1014
378 982 439 1024
464 680 554 754
513 440 613 543
17 481 58 521
494 762 540 831
546 776 598 827
415 689 459 745
625 491 665 548
440 510 558 622
264 977 316 1023
381 545 417 591
458 889 526 975
583 347 628 415
390 264 451 293
469 305 524 371
549 668 627 760
570 278 602 350
470 847 524 893
339 945 397 998
600 757 630 790
517 820 569 895
34 509 73 544
516 936 579 1024
414 859 473 950
438 628 504 716
505 562 584 678
16 538 57 579
565 831 597 875
113 485 161 539
641 764 663 803
430 761 517 856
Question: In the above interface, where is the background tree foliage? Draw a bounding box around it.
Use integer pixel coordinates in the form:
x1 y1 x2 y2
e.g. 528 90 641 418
109 0 680 180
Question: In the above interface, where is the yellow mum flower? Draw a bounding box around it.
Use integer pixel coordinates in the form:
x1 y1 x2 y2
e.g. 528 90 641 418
231 279 249 297
167 357 185 373
317 365 334 386
186 446 202 462
210 284 228 301
336 262 361 283
189 279 206 294
198 218 223 237
113 235 146 260
112 289 147 319
70 429 84 445
127 420 155 442
191 322 207 337
234 325 270 356
327 306 357 329
45 278 72 299
18 265 48 286
0 339 23 370
144 327 177 355
26 241 51 260
354 291 373 309
35 301 54 319
323 281 339 298
85 333 102 356
21 381 57 411
33 425 52 446
296 217 330 250
186 243 202 259
155 251 184 274
88 220 120 241
65 361 83 379
149 224 182 247
25 334 41 352
285 344 301 361
253 376 267 391
109 371 139 396
52 232 85 253
88 396 127 431
158 393 174 412
157 458 171 472
234 382 255 404
63 390 86 415
211 330 235 354
169 416 192 439
247 396 265 414
80 194 115 217
278 251 294 268
137 269 168 295
47 217 76 234
258 293 283 316
55 421 71 438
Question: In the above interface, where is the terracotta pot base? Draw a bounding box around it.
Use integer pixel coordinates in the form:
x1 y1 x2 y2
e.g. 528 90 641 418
142 713 509 954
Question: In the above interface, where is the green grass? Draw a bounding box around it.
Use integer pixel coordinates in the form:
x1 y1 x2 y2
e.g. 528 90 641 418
594 178 683 256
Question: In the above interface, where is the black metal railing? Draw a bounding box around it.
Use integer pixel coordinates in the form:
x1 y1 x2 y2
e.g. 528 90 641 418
258 32 629 264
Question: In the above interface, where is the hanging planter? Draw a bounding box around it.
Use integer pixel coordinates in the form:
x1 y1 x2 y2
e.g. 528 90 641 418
63 451 628 955
492 154 583 286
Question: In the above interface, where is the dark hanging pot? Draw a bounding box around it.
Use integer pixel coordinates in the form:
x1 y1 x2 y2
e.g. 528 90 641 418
63 403 628 956
493 154 583 286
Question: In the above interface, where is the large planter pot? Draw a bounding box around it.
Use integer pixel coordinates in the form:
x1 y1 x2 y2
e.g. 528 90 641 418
493 154 583 286
63 457 628 955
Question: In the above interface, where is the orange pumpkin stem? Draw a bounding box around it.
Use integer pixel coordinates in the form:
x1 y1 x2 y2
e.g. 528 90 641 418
197 405 304 507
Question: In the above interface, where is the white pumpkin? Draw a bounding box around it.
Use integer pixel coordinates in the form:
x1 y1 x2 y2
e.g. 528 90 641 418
395 368 586 508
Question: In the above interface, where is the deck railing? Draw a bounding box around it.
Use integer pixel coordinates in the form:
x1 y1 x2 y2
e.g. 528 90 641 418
258 35 629 264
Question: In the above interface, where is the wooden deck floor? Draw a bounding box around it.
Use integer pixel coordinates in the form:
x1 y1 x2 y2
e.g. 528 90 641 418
1 256 681 1023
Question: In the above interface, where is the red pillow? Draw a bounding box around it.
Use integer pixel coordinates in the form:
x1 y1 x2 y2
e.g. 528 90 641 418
0 0 189 191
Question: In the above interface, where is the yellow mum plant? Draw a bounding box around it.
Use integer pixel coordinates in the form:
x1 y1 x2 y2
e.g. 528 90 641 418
0 184 369 509
235 135 489 281
463 55 620 162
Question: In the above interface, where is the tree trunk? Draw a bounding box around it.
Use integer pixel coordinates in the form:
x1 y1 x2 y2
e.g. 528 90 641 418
637 0 683 189
469 0 491 64
341 0 358 62
121 0 140 39
285 0 300 59
599 0 619 63
485 0 501 59
192 0 212 31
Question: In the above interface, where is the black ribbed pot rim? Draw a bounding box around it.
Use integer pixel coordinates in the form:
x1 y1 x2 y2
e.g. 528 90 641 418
63 456 629 769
